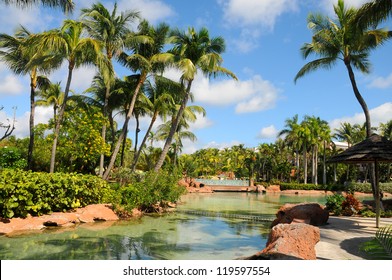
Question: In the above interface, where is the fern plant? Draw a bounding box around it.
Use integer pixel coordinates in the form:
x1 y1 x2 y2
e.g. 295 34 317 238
360 225 392 260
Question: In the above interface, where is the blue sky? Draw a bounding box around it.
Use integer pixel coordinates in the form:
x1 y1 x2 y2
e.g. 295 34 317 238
0 0 391 154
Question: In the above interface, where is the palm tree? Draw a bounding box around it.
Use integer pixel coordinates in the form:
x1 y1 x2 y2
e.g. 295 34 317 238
131 75 178 171
36 81 64 123
295 0 391 138
102 20 168 180
279 114 301 182
81 2 139 176
36 19 102 173
2 0 74 12
154 26 237 172
356 0 392 28
380 120 392 140
156 120 197 168
0 26 59 170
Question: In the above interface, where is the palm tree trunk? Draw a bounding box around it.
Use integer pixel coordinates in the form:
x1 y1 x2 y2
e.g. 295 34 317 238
132 112 158 172
345 60 381 226
323 140 327 185
303 143 308 184
49 65 73 173
103 72 147 180
27 74 36 171
154 80 193 172
99 85 111 177
120 123 128 167
344 61 372 137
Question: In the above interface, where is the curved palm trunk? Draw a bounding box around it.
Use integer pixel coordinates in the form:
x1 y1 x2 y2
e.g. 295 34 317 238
102 72 147 180
345 60 381 226
27 71 37 170
132 112 158 172
154 80 193 172
49 65 73 173
344 61 372 137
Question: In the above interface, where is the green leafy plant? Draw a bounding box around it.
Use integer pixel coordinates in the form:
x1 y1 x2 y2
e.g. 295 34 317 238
325 193 345 215
0 169 111 218
118 170 185 213
360 225 392 260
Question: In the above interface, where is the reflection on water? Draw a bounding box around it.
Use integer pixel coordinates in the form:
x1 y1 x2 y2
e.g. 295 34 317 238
0 192 327 260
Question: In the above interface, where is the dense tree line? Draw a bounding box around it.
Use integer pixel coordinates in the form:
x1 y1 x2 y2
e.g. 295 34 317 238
0 0 391 186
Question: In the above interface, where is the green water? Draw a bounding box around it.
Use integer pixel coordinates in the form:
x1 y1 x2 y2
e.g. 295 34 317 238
0 192 328 260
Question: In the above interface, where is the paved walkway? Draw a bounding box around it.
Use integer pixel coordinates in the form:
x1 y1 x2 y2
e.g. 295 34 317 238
316 216 392 260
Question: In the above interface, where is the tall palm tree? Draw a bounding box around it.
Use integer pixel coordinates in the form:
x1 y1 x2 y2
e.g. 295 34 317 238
2 0 74 13
295 0 391 138
102 20 168 180
81 2 139 176
131 75 177 171
278 114 301 182
154 26 237 172
36 19 102 173
0 26 59 170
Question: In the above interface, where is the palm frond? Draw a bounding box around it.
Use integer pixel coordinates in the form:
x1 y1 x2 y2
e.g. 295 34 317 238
360 225 392 260
294 57 337 83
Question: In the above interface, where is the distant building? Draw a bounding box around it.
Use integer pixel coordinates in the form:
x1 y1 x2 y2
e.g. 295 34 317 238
332 141 349 151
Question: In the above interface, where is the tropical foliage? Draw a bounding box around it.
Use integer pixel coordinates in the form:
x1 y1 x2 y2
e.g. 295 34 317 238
360 225 392 260
0 1 392 218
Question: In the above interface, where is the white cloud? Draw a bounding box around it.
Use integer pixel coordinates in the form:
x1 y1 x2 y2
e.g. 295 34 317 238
319 0 369 14
368 73 392 89
0 74 25 96
329 102 392 131
203 140 243 150
257 125 278 139
220 0 299 29
193 75 280 113
48 65 97 94
189 113 213 130
117 0 175 23
1 107 52 138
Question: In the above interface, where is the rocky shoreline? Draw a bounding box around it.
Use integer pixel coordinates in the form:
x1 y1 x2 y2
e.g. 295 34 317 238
0 204 123 235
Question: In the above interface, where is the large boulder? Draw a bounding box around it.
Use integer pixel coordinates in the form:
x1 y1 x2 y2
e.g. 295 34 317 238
271 203 329 227
244 223 320 260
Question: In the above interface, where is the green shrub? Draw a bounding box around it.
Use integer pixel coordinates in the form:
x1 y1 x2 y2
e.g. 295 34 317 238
0 169 111 218
0 147 27 169
118 170 185 212
345 182 392 194
279 183 343 191
325 193 345 215
341 194 361 216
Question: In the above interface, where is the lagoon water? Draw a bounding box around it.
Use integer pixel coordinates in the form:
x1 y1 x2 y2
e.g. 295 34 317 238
0 193 328 260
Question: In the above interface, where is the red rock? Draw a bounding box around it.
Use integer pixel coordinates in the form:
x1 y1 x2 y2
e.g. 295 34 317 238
266 185 281 192
271 203 329 227
0 204 119 235
243 223 320 260
76 204 119 223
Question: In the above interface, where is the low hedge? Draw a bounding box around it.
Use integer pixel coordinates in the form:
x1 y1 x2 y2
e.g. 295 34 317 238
279 183 343 191
346 182 392 194
279 182 392 193
0 169 112 218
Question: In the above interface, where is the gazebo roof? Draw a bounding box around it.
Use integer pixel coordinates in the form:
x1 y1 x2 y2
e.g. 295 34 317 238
328 134 392 164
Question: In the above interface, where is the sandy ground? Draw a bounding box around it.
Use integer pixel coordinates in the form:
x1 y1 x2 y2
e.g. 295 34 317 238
316 216 392 260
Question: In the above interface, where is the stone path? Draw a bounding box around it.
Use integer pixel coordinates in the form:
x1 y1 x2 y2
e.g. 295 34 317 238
316 216 392 260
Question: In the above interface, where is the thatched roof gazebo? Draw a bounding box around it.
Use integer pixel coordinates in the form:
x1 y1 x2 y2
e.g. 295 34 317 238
328 134 392 227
